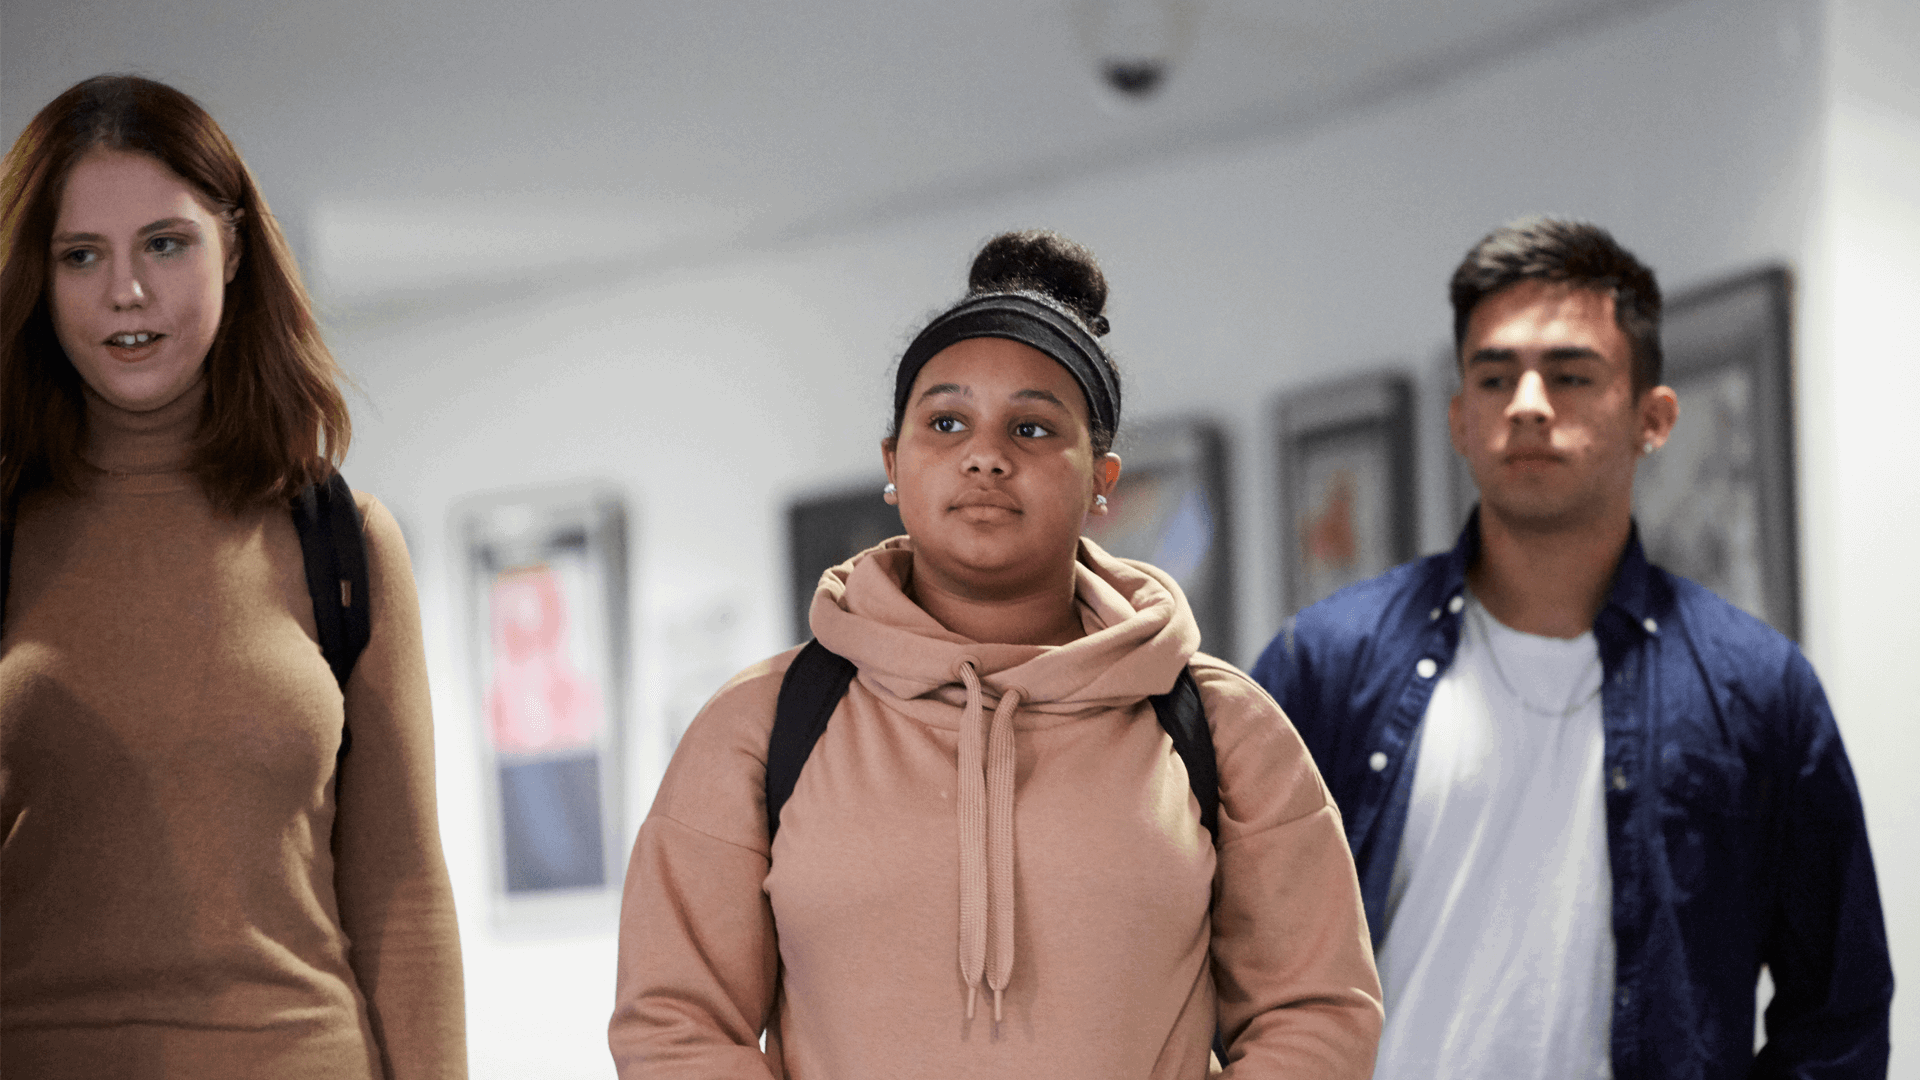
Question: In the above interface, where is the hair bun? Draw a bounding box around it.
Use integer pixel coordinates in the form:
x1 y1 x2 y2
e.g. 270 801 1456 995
968 230 1110 336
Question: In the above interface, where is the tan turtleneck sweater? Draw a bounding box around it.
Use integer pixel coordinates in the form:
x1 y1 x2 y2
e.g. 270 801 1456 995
611 537 1382 1079
0 383 465 1079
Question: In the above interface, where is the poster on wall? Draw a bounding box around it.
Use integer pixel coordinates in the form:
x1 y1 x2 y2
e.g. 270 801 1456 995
1277 372 1417 615
787 485 904 645
1634 266 1797 638
1080 420 1236 660
460 485 629 925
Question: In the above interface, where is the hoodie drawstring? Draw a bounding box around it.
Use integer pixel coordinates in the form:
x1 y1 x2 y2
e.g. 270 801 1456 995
955 660 1021 1023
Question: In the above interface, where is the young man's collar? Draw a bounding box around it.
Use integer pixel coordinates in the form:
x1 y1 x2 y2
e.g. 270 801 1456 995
1443 505 1657 636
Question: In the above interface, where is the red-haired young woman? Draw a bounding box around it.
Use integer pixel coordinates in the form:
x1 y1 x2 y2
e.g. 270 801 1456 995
0 75 464 1078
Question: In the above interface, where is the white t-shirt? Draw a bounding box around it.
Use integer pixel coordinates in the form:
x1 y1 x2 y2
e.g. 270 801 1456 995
1370 594 1614 1080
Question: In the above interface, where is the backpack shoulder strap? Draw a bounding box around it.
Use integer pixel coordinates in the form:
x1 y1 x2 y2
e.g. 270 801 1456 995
766 638 858 844
292 471 372 694
1150 666 1219 844
1150 667 1227 1063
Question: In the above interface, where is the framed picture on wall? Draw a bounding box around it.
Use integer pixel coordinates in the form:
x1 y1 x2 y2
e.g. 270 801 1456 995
1081 420 1236 660
1634 266 1798 638
1277 372 1417 615
788 484 904 645
459 485 630 927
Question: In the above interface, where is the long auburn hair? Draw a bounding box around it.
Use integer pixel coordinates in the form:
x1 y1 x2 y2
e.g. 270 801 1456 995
0 74 349 520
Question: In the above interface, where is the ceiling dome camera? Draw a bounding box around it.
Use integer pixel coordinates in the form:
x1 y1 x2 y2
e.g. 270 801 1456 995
1080 0 1196 102
1103 60 1166 97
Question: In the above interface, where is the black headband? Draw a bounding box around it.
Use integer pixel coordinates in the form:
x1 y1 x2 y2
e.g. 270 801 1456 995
894 292 1120 438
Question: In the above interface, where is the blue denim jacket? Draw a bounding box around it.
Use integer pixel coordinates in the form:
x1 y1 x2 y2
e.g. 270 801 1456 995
1251 514 1892 1079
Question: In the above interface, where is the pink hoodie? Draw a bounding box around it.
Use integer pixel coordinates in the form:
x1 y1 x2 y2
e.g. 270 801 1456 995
611 538 1381 1078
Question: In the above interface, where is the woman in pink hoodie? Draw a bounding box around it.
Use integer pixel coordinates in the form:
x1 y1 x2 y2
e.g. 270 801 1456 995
610 231 1382 1078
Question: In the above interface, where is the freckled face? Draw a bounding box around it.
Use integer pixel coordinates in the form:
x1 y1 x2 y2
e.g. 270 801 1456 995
49 149 236 413
884 337 1118 600
1450 279 1672 530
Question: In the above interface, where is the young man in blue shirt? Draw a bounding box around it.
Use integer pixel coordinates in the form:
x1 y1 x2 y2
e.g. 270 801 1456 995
1253 218 1891 1079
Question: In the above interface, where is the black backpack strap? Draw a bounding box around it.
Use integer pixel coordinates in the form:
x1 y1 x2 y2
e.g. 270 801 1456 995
292 472 372 697
1149 665 1225 1062
766 639 858 844
1150 666 1218 844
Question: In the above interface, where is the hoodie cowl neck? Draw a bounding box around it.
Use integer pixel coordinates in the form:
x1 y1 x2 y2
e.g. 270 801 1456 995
808 536 1199 729
805 533 1206 1023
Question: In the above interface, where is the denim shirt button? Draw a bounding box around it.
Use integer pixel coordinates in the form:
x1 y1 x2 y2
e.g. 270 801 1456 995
1611 767 1629 791
1448 595 1465 614
1429 607 1441 621
1369 752 1389 772
1416 658 1438 679
1643 617 1659 634
1617 987 1631 1008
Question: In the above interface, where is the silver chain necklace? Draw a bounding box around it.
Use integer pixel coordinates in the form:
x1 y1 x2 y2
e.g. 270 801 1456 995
1466 598 1603 718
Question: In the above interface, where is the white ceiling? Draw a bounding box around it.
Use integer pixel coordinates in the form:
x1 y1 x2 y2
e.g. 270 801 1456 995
1 0 1663 303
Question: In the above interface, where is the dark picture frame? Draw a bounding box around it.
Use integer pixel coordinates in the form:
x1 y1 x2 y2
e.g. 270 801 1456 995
1277 372 1418 615
458 484 630 928
1081 419 1236 659
787 483 904 645
1634 266 1798 638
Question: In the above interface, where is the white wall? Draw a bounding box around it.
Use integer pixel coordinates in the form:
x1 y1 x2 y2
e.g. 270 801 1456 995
329 0 1920 1075
1800 0 1920 1065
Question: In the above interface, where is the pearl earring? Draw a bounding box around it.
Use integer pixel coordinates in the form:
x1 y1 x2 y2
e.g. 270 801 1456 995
882 482 897 499
1642 441 1654 455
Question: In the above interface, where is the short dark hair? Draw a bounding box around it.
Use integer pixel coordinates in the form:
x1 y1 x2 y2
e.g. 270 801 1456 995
2 74 351 518
1449 217 1663 395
